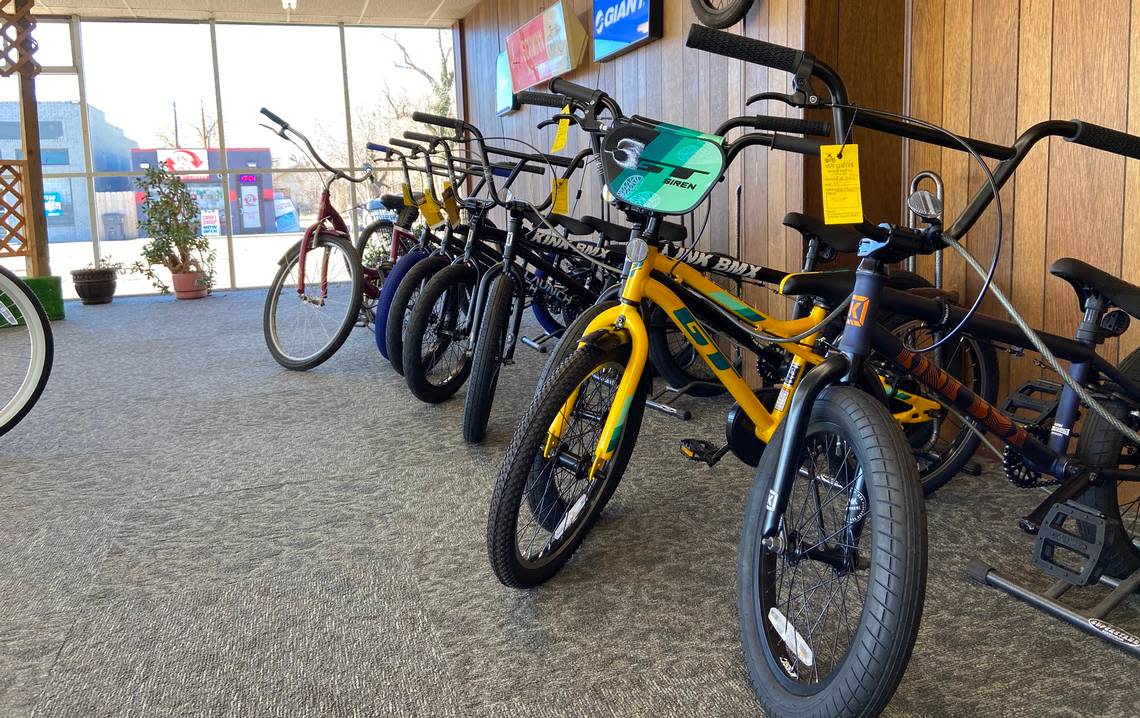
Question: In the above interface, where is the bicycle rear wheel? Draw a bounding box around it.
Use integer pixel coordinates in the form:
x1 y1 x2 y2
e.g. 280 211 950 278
263 233 363 371
738 387 926 717
0 266 52 436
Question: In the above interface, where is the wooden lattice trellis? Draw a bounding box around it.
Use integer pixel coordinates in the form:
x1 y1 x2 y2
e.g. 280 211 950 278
0 161 29 257
0 0 37 78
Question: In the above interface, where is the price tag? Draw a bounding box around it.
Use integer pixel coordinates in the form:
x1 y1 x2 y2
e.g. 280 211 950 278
420 189 443 226
401 182 414 207
552 178 569 215
550 105 571 153
819 144 863 225
442 181 460 224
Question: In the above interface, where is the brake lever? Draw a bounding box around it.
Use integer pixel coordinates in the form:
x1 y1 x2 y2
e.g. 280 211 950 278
536 113 581 131
746 62 822 108
746 91 808 109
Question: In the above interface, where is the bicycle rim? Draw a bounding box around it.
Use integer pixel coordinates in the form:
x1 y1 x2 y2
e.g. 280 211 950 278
755 428 872 688
420 282 472 386
0 270 49 432
267 239 359 365
517 357 626 568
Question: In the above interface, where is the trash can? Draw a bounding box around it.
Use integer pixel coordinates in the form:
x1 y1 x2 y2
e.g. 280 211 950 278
102 212 125 241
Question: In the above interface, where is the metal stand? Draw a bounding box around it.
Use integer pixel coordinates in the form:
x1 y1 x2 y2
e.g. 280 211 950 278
906 171 945 287
967 559 1140 657
646 379 722 421
520 330 561 354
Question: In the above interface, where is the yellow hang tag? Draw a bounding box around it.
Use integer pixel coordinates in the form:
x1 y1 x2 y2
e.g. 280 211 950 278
401 182 414 207
550 105 571 153
551 178 569 215
819 144 863 225
442 181 460 224
420 189 443 226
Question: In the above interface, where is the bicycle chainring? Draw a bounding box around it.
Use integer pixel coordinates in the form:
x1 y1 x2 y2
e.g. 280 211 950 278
1003 425 1059 489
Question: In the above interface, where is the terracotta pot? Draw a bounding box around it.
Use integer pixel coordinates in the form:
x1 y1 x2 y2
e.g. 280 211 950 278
70 268 117 305
171 271 207 300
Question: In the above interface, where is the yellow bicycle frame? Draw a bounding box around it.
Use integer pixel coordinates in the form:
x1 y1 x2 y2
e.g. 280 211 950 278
546 240 940 480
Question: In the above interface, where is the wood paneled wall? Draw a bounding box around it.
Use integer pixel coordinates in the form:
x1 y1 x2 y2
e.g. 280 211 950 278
459 0 903 318
905 0 1140 389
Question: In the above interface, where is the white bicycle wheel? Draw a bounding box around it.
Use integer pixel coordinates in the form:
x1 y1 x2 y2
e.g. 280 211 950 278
0 265 52 436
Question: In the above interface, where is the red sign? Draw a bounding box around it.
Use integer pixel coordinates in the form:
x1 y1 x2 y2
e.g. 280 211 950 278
505 1 587 93
157 148 210 181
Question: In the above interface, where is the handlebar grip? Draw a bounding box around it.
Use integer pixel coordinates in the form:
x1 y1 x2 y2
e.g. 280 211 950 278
516 90 570 109
412 111 465 131
1065 119 1140 160
404 131 447 144
366 142 390 153
685 24 803 74
260 107 288 128
750 116 831 137
772 135 825 156
389 138 423 154
549 78 596 104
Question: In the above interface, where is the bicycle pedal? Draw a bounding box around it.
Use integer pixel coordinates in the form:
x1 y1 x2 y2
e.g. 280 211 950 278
679 438 727 467
1033 500 1108 587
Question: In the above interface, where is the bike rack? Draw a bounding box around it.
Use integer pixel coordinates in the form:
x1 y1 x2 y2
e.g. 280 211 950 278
906 170 945 288
967 558 1140 658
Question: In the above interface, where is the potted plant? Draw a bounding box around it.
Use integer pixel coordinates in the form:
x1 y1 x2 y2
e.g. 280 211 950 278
131 165 215 299
70 257 122 305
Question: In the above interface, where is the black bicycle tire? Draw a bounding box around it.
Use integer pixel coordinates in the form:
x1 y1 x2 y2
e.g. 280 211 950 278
463 274 515 443
354 218 394 265
1076 345 1140 578
263 233 363 371
382 253 449 374
691 0 755 29
487 342 649 587
402 263 477 403
880 314 1000 495
738 387 927 717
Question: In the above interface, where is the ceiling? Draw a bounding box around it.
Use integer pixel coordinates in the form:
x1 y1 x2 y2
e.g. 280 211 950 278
32 0 481 27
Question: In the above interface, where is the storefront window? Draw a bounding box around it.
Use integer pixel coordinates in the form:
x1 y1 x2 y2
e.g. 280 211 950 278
216 24 348 172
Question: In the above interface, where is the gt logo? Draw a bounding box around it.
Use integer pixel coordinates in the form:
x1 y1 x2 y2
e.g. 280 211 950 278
847 295 870 327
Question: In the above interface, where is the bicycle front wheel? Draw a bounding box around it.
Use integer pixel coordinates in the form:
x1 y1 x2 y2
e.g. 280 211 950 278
738 387 927 717
487 341 649 588
463 274 515 443
0 266 52 436
263 233 363 371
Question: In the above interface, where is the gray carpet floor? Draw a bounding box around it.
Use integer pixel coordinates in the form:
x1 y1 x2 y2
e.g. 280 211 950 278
1 289 1137 717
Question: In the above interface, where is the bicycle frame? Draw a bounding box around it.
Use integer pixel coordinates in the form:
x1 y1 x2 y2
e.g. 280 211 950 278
552 232 940 479
295 175 351 302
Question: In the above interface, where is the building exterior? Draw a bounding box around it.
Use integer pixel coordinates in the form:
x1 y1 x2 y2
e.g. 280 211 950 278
0 101 138 244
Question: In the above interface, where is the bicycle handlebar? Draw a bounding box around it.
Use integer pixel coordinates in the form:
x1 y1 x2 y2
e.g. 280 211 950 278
1065 119 1140 160
259 107 288 129
749 115 830 136
516 90 571 109
549 77 599 105
366 142 390 154
685 24 802 74
412 111 467 132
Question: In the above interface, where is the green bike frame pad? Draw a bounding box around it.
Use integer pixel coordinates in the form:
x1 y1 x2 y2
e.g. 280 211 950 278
601 119 726 216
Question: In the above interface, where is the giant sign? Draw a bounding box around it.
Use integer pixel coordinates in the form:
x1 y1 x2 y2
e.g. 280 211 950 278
505 1 588 93
593 0 661 62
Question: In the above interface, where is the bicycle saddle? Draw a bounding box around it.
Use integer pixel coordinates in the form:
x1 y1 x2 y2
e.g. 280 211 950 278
379 193 423 210
541 213 688 245
782 212 863 254
779 268 950 303
1051 257 1140 318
